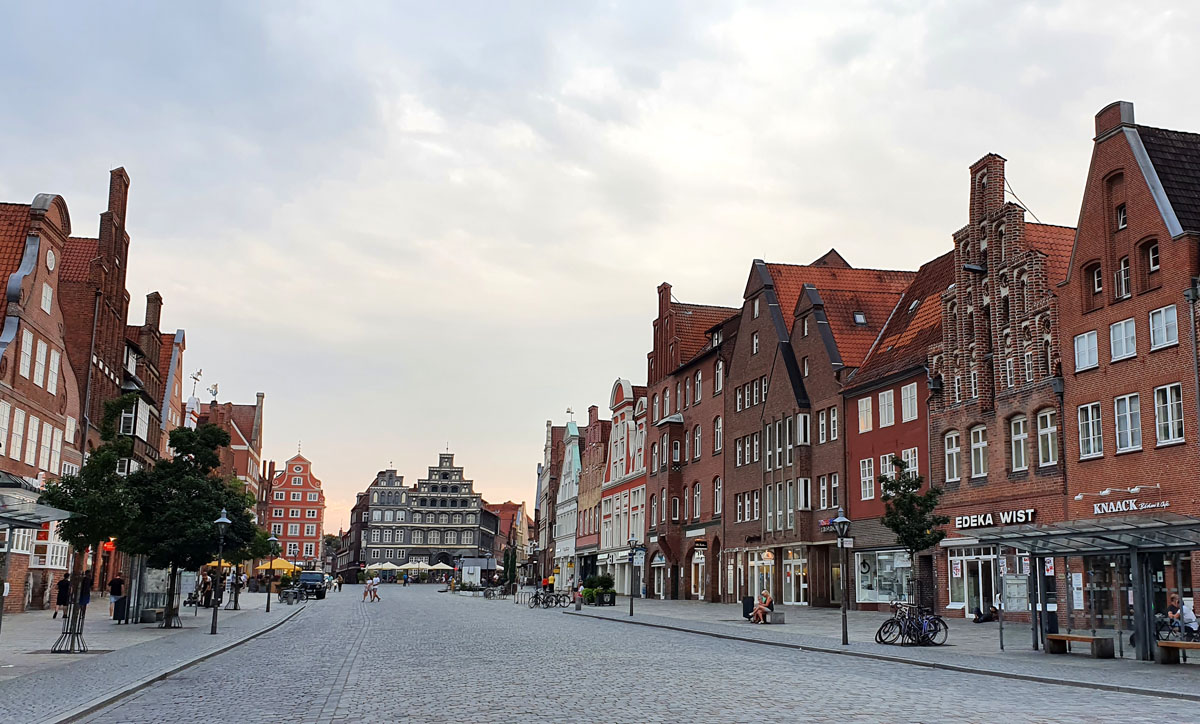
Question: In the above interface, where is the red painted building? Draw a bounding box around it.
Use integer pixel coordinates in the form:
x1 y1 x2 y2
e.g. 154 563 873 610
842 251 954 610
268 453 326 565
575 406 609 582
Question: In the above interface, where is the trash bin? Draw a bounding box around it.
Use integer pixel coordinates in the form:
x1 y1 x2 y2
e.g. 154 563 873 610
112 596 128 621
742 596 754 620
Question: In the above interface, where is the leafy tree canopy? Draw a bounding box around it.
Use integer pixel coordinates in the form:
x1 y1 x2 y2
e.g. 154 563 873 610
878 455 950 559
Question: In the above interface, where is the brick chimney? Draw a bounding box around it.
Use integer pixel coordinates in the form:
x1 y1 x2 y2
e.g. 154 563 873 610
587 405 599 425
145 291 162 332
108 167 130 222
1095 101 1135 139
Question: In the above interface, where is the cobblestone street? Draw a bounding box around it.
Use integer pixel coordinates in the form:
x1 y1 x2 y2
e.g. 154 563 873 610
77 585 1192 724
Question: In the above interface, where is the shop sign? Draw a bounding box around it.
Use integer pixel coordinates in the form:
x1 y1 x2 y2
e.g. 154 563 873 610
693 541 708 550
954 508 1035 530
553 566 560 574
1093 498 1170 515
633 552 645 567
817 517 835 533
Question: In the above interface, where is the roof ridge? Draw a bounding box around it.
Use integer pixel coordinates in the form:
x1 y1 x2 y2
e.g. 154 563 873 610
1137 123 1200 140
765 260 919 275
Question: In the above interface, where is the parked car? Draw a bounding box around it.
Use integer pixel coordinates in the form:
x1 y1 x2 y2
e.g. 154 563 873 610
298 571 327 600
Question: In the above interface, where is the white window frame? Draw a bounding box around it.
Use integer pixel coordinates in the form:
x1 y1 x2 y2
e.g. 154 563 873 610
878 390 894 427
1010 416 1028 471
1110 318 1136 361
1150 305 1178 350
857 398 873 435
1037 409 1058 467
859 458 874 500
798 413 810 445
1074 331 1098 371
752 332 759 354
1114 393 1142 452
1154 383 1185 445
969 425 988 478
900 383 918 422
830 407 838 440
34 340 48 386
19 329 32 378
1078 402 1104 459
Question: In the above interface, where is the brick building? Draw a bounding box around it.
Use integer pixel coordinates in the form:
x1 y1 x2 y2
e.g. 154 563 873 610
0 193 86 612
843 252 955 610
574 406 609 582
535 422 565 583
927 154 1075 619
157 329 188 457
1057 101 1200 624
599 379 646 597
644 283 737 601
196 394 266 519
119 292 165 472
336 490 370 582
722 254 912 606
267 453 326 565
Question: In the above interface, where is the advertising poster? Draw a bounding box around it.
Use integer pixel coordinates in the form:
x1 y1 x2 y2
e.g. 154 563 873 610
1071 572 1084 610
952 560 962 578
1044 558 1054 576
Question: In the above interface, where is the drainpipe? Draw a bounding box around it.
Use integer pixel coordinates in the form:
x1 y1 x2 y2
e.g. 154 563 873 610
1184 279 1200 457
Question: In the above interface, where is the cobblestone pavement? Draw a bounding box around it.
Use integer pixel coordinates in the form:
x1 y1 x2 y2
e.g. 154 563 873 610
78 585 1191 724
0 596 300 724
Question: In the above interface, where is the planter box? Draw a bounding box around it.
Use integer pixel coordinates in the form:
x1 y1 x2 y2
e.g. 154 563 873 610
597 591 616 606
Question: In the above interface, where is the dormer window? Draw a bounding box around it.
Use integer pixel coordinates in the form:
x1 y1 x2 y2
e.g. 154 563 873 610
853 311 867 326
752 298 760 319
1116 204 1127 230
907 299 920 313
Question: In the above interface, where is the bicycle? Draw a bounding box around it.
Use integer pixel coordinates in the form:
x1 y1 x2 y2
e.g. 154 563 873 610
1156 613 1200 642
876 601 947 646
527 590 551 608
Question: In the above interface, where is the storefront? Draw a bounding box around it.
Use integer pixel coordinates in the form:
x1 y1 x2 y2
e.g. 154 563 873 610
747 550 774 599
855 549 909 606
938 504 1040 617
782 547 808 606
651 552 667 599
689 548 706 599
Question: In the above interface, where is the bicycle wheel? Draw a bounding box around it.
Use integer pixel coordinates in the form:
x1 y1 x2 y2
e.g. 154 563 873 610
542 595 555 608
875 619 899 644
929 617 949 646
1156 618 1179 641
528 594 539 609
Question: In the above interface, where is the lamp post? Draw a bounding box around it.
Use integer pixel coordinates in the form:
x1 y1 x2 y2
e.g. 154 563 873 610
832 508 851 646
265 534 279 613
628 536 639 617
210 508 231 635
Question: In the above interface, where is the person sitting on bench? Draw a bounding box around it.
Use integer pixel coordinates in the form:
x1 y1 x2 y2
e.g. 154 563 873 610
750 589 774 624
1167 594 1199 638
972 605 998 623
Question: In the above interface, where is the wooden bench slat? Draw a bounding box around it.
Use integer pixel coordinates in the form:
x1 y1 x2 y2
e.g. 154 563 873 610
1046 634 1104 642
1156 640 1200 649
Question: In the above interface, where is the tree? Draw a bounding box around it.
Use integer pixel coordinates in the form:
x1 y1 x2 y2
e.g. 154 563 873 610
121 424 257 627
879 455 950 599
40 395 139 650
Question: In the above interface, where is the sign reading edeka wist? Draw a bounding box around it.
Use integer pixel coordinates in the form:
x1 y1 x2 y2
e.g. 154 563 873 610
954 508 1036 530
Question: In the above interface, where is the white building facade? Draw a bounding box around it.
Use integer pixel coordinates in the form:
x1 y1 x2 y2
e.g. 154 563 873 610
599 379 648 597
552 422 581 591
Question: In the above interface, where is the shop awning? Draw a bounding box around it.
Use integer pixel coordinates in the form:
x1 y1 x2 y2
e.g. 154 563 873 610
973 513 1200 555
0 493 73 530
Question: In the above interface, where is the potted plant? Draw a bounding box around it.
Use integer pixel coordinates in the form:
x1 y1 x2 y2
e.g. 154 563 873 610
596 573 617 606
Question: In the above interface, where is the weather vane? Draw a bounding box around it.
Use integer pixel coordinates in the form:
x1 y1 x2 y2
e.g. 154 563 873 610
189 369 203 396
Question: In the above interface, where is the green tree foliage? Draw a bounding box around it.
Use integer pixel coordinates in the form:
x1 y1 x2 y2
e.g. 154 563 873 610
41 395 139 553
878 455 950 559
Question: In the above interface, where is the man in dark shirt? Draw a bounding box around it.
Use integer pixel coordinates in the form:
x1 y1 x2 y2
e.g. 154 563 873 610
108 574 124 619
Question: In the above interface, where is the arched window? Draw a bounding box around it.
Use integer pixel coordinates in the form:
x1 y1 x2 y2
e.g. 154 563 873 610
693 426 702 459
671 496 679 521
652 394 659 421
413 512 422 523
650 495 658 525
1115 256 1131 299
695 370 703 398
372 492 378 503
664 388 670 413
452 514 462 524
714 416 723 452
715 360 724 392
1010 415 1028 472
428 530 441 545
693 484 701 519
713 477 722 514
997 223 1006 260
445 531 457 545
412 530 424 544
660 487 666 521
651 443 658 471
384 510 393 522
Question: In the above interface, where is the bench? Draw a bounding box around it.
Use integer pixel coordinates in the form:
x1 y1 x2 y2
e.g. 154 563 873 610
1155 640 1200 665
763 610 785 624
1046 633 1114 659
140 607 164 624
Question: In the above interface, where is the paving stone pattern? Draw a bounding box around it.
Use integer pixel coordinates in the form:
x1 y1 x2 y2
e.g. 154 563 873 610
79 585 1191 724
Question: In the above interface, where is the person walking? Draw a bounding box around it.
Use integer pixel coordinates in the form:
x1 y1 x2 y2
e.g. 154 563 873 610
78 571 93 613
371 575 382 602
336 574 344 592
53 573 70 618
200 570 213 608
107 573 124 620
362 577 372 602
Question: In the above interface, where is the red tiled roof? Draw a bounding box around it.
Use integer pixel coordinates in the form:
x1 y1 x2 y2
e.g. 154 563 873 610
60 237 99 283
1024 223 1075 287
847 251 956 390
672 302 738 362
763 263 916 325
819 287 910 368
0 204 31 322
230 404 257 445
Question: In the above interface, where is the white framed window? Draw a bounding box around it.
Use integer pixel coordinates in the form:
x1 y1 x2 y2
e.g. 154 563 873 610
830 473 839 507
693 484 701 519
40 283 53 313
752 432 759 462
1150 305 1178 349
969 425 988 478
1148 243 1160 272
1037 409 1058 467
1005 357 1014 388
272 508 284 517
859 458 874 500
714 478 722 515
1078 403 1103 459
290 491 301 501
753 490 760 519
693 426 702 460
0 402 9 457
714 361 723 392
307 492 319 501
292 524 303 536
33 340 47 387
47 350 60 395
879 454 894 481
292 476 303 485
306 509 317 518
1010 416 1028 471
1154 383 1184 445
735 441 742 467
818 410 827 443
303 542 315 557
878 390 894 427
753 378 761 405
1114 393 1142 452
695 370 702 398
24 415 38 465
901 447 918 476
9 408 24 461
830 407 838 440
799 478 811 513
736 495 743 522
19 329 32 378
714 416 723 452
819 475 828 509
38 421 51 471
970 371 979 399
1116 203 1127 229
274 491 285 500
766 486 773 532
290 509 301 518
785 417 794 465
798 413 810 445
1093 266 1103 294
1110 318 1136 361
1074 331 1098 371
776 482 783 530
1024 350 1034 382
1114 256 1131 299
305 524 317 537
857 397 873 433
803 357 809 377
752 332 759 354
736 388 743 412
753 297 760 318
901 383 918 422
954 375 962 403
270 523 282 535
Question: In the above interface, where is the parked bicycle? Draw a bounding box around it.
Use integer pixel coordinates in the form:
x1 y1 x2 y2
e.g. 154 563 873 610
876 601 948 646
1155 612 1200 642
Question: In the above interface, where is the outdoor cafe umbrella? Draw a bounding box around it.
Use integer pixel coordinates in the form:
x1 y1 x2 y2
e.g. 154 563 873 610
205 559 235 568
428 562 453 571
367 562 401 571
255 559 298 571
397 561 428 570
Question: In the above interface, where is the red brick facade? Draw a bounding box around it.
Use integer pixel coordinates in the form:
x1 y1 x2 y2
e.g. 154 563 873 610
267 454 326 565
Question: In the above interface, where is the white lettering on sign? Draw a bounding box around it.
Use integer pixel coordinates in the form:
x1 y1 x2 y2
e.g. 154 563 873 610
1093 499 1170 515
955 508 1035 530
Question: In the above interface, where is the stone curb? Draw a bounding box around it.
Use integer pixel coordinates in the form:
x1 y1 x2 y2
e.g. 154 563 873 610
45 604 308 724
564 610 1199 704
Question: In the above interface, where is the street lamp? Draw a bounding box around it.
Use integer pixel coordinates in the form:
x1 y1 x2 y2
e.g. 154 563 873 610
210 508 231 635
832 507 851 646
628 536 639 617
265 534 279 613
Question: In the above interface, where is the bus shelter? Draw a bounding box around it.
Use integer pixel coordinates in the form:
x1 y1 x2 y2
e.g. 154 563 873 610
0 490 73 640
975 513 1200 661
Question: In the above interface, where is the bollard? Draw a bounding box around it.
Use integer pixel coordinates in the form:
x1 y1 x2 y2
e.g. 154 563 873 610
575 592 582 611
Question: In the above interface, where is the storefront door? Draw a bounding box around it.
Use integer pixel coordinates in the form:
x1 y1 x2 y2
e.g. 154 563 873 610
690 551 705 599
965 558 994 614
748 553 773 599
830 562 842 604
783 551 807 606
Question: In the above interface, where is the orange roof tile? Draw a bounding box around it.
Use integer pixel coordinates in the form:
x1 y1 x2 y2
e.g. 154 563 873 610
848 251 957 390
1024 223 1075 287
672 302 738 363
60 237 99 283
0 204 31 323
763 263 916 325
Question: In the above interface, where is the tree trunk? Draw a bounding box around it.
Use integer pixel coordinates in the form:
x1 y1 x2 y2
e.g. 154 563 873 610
52 548 88 653
161 562 181 628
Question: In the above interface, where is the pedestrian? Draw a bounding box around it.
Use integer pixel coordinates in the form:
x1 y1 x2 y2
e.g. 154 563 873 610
78 571 92 612
362 577 372 602
402 573 408 587
200 570 213 608
53 573 70 618
548 573 555 591
541 576 548 592
336 574 344 592
107 573 124 620
371 575 382 602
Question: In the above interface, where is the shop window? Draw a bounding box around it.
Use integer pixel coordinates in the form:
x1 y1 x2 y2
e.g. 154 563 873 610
856 551 911 604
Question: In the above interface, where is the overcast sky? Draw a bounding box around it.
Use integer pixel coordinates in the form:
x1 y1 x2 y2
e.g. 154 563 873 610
2 1 1197 530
